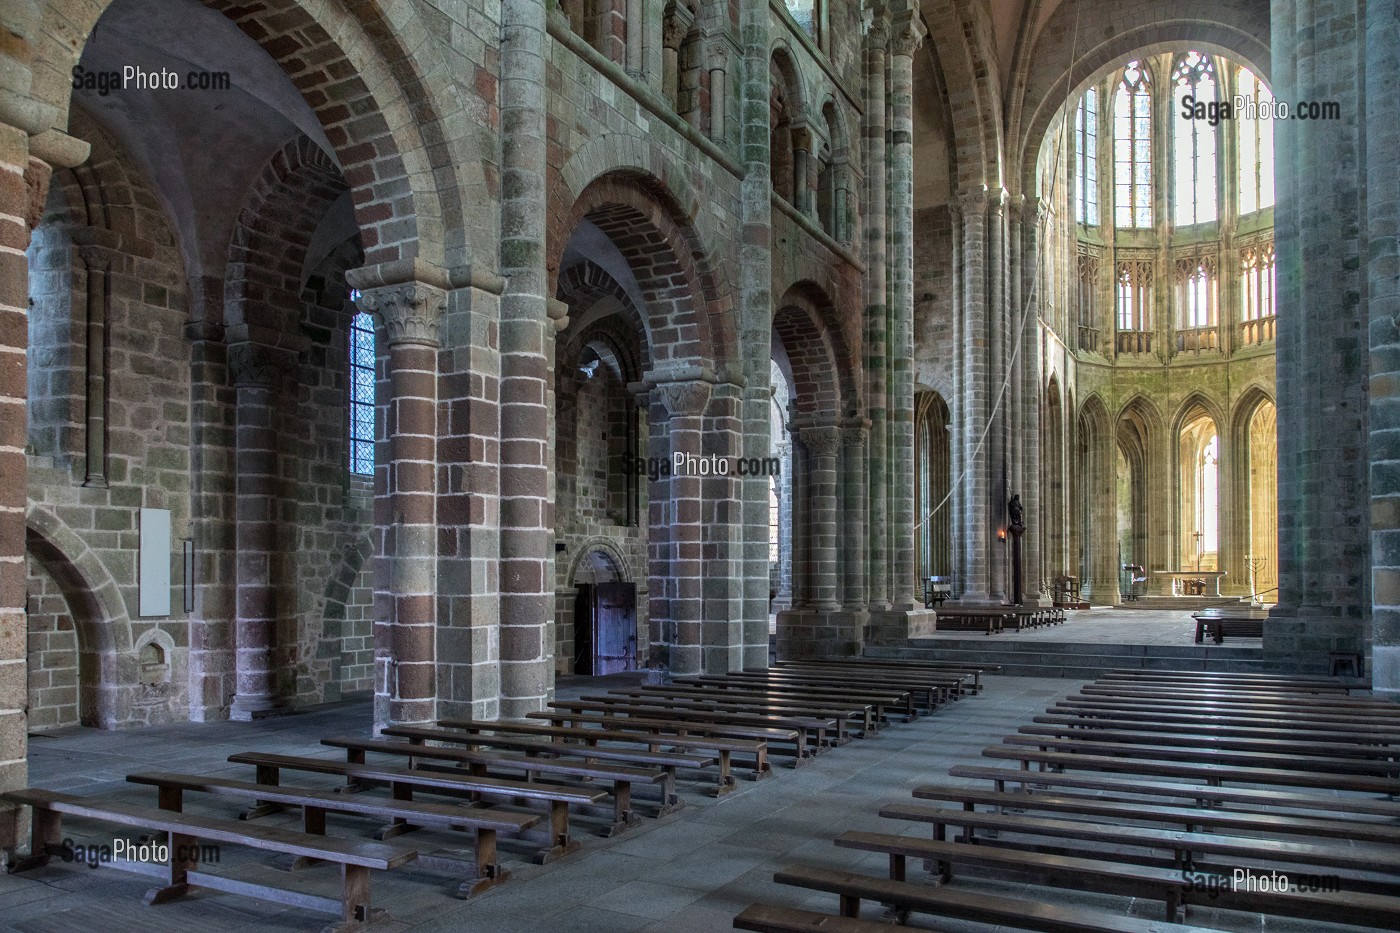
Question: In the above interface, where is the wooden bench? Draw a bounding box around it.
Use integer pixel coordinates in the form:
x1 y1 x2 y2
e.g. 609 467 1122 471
734 903 921 933
769 864 1224 933
228 751 606 862
674 676 916 724
815 657 997 692
725 669 943 712
547 698 819 757
1016 723 1400 763
1101 669 1352 691
1034 710 1400 745
947 763 1400 819
1001 733 1400 777
904 783 1400 846
932 608 1006 634
1077 684 1400 711
833 828 1400 927
981 744 1400 794
877 802 1400 882
1052 697 1400 729
435 717 763 791
609 685 876 739
321 736 671 832
757 665 962 708
126 771 530 897
3 787 416 931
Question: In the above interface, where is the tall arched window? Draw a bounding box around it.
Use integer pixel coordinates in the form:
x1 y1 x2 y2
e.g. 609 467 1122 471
1075 87 1098 225
1237 67 1275 215
1177 257 1217 328
1239 241 1277 345
349 307 375 476
1114 61 1152 229
1179 412 1219 570
1171 52 1218 226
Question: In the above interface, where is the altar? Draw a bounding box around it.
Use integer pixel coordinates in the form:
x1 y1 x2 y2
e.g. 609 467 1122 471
1151 570 1227 597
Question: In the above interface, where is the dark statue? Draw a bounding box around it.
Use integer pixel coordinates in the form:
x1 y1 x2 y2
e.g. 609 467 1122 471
1008 493 1025 530
1008 493 1026 604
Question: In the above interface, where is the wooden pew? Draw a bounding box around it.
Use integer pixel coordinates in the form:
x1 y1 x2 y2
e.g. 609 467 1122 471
228 751 606 862
767 864 1225 933
1000 733 1400 777
126 771 530 897
1191 609 1267 643
981 744 1400 794
754 665 961 708
1076 684 1400 711
1100 670 1352 692
903 784 1400 845
673 676 916 725
3 787 416 931
931 607 1006 634
809 657 997 692
435 717 765 790
548 697 826 755
723 669 942 713
832 829 1400 928
947 763 1400 820
320 736 672 832
1016 723 1400 763
606 685 876 739
1035 709 1400 744
1052 697 1400 729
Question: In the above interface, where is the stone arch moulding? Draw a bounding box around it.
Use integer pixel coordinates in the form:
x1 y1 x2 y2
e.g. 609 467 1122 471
1015 3 1271 201
31 0 470 269
772 281 858 422
1170 391 1228 440
567 538 636 586
918 0 998 192
25 505 137 729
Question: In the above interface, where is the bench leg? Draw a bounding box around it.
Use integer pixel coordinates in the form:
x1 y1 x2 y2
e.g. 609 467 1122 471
375 783 420 840
319 863 387 932
10 807 62 872
657 770 683 814
534 801 579 863
710 751 738 796
604 780 639 836
839 894 861 918
290 806 329 870
241 764 288 820
144 831 197 905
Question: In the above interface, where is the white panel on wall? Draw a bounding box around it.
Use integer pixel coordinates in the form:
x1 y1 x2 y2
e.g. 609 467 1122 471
139 507 171 617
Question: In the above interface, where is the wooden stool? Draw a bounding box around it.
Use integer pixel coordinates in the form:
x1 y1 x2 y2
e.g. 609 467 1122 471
1328 651 1364 677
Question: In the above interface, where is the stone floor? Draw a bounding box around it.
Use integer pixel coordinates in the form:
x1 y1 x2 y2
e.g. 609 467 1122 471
0 675 1366 932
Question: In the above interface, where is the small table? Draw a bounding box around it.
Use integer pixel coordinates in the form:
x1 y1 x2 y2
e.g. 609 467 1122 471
1152 570 1227 598
1193 608 1268 644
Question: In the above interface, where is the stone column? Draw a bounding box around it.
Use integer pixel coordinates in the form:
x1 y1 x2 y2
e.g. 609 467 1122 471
789 431 809 608
863 11 890 611
661 5 690 108
1268 0 1369 674
702 378 744 673
707 49 727 142
887 13 923 610
985 190 1007 603
1368 0 1400 692
353 281 445 727
774 437 794 611
801 423 842 609
78 245 110 488
792 128 814 217
842 419 870 610
650 375 711 676
500 0 555 717
227 342 288 720
625 0 644 79
738 0 773 669
957 188 991 601
1020 198 1044 602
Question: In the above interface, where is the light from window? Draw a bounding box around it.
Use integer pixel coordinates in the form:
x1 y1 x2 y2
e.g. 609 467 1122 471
1199 435 1219 552
1116 261 1152 330
1075 88 1098 225
349 311 375 476
1237 67 1275 215
1240 243 1276 321
1115 62 1153 229
785 0 816 39
769 477 780 563
1178 260 1216 328
1172 52 1218 226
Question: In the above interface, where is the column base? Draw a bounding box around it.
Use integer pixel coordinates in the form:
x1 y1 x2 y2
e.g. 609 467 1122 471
1372 646 1399 696
229 694 289 721
865 608 938 646
776 608 868 660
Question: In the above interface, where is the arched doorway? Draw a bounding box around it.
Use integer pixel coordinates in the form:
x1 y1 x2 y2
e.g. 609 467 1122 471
570 548 637 676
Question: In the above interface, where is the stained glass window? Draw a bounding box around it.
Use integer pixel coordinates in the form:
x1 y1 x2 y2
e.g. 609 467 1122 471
1171 52 1218 226
1076 87 1098 225
349 307 375 476
1237 67 1275 215
1115 62 1153 228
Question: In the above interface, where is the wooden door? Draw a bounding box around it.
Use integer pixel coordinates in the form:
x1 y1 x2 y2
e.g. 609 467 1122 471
573 583 594 675
593 582 637 675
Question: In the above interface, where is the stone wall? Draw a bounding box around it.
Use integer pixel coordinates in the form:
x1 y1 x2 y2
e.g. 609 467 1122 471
24 556 78 731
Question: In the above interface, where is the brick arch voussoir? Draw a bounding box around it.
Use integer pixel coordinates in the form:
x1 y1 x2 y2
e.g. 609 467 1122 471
772 283 851 422
556 263 649 377
1016 10 1271 200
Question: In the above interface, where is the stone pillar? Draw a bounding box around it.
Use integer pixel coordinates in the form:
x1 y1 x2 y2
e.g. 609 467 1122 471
501 0 555 716
708 50 727 142
78 245 110 488
985 190 1007 603
1020 198 1044 602
1269 0 1369 673
793 129 814 217
863 11 890 611
738 0 773 669
702 378 744 673
1368 0 1400 692
957 188 991 601
661 5 689 108
353 281 445 727
625 0 644 78
789 431 809 608
650 375 711 676
842 419 870 610
773 437 794 611
227 343 288 720
801 423 842 609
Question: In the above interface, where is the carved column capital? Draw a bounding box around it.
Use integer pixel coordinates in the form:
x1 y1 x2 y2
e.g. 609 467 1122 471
889 15 927 58
184 320 226 344
652 378 712 419
800 424 843 459
864 9 890 49
843 418 871 447
957 186 989 217
227 342 289 388
986 187 1009 218
353 281 446 347
77 244 112 273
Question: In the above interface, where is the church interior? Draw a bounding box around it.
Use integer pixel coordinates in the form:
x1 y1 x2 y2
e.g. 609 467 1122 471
1 0 1398 929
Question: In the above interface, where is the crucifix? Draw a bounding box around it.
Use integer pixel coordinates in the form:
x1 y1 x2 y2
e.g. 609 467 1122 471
1192 529 1204 573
